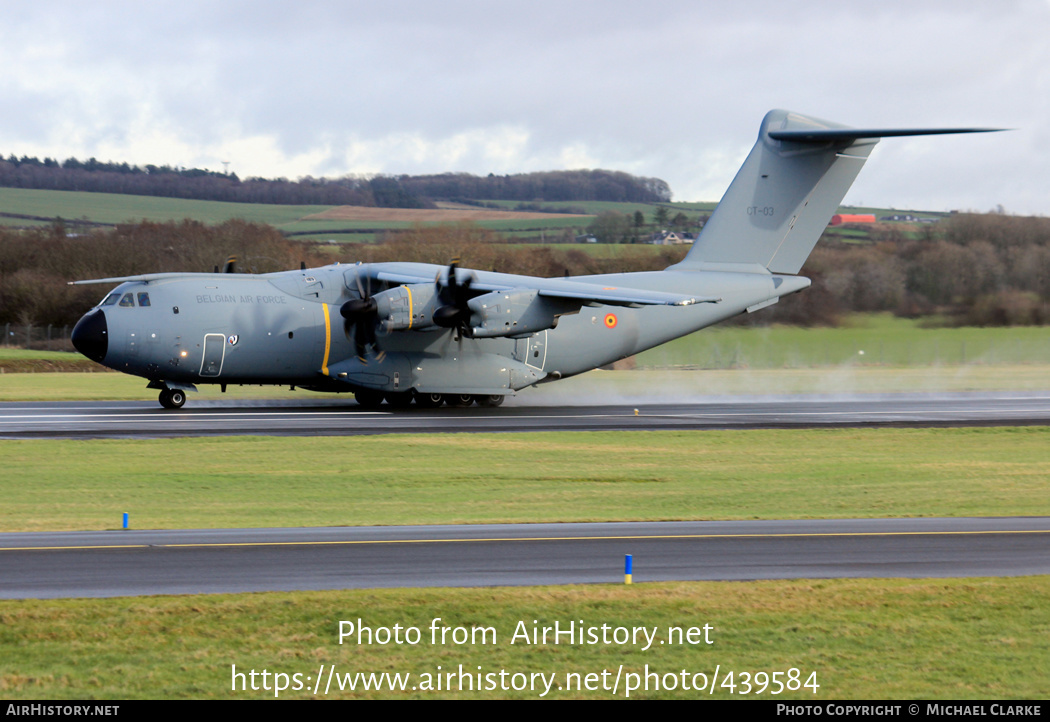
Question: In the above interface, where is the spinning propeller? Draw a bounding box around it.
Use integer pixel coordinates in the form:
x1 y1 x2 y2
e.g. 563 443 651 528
433 261 475 335
340 269 383 362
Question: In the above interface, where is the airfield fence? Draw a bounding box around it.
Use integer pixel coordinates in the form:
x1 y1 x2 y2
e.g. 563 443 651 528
2 324 75 352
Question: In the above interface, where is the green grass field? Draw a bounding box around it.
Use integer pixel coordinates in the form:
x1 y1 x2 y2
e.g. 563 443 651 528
482 199 670 215
0 187 330 228
2 187 936 243
0 347 80 361
3 428 1048 532
3 577 1046 699
0 188 605 240
637 314 1050 368
498 240 673 255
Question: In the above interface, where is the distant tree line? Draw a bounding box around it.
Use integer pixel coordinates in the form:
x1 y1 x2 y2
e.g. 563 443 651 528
0 220 311 326
751 213 1050 327
2 212 1047 330
0 154 672 207
0 155 379 206
585 207 705 243
396 170 671 204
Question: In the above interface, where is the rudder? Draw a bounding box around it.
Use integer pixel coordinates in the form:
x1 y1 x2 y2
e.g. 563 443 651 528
672 109 875 275
671 110 1001 275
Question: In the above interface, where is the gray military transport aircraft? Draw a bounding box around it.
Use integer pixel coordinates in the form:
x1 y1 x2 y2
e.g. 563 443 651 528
70 110 999 409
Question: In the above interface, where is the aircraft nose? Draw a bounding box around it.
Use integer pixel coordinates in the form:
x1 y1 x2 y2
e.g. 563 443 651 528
71 309 109 363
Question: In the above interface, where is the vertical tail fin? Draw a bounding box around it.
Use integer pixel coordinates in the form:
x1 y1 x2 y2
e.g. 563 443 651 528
671 109 1001 275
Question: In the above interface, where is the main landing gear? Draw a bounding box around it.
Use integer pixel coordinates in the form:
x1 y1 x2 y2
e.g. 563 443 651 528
354 390 505 409
153 386 505 410
158 388 187 409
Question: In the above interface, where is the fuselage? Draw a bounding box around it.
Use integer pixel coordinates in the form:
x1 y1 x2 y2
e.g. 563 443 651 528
71 261 799 400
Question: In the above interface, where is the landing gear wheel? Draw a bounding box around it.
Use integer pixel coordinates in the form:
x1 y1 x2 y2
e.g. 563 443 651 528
354 389 385 409
385 391 415 408
159 388 186 409
414 392 445 408
444 393 475 408
477 394 505 407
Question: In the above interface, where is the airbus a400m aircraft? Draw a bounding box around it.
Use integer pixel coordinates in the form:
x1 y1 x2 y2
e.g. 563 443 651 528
70 110 998 409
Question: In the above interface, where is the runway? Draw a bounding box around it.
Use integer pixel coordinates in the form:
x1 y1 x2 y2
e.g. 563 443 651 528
2 517 1047 599
3 391 1050 438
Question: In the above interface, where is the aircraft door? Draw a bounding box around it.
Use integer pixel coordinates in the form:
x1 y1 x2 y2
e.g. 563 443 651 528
200 333 226 377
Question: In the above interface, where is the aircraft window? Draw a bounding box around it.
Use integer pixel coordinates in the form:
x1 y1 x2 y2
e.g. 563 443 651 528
100 293 120 307
138 292 151 307
119 293 135 307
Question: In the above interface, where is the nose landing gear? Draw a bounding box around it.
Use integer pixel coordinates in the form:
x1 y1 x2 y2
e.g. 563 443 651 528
159 388 187 409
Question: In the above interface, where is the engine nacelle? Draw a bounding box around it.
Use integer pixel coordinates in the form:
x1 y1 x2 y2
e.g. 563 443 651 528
371 283 444 332
467 289 577 338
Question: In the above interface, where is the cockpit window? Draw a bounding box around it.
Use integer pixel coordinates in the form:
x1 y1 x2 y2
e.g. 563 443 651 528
119 293 135 307
100 293 120 307
137 292 151 307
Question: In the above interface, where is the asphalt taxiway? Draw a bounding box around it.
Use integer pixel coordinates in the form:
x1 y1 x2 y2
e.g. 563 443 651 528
2 517 1048 599
2 391 1050 438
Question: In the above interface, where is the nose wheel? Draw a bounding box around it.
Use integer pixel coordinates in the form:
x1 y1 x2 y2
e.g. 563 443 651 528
159 388 187 409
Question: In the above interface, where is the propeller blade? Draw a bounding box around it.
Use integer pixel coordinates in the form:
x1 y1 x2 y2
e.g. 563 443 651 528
354 318 372 359
434 259 475 334
340 298 376 320
354 268 366 299
344 267 382 362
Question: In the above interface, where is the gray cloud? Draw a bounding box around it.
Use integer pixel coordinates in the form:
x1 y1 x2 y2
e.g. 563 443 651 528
1 0 1046 212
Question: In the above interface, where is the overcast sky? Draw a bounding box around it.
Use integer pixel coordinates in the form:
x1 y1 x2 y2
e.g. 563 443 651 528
2 1 1046 213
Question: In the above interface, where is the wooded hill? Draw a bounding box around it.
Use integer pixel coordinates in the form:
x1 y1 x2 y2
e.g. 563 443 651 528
0 154 672 207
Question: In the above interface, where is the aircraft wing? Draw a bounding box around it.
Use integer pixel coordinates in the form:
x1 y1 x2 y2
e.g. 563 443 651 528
69 272 222 285
371 265 718 307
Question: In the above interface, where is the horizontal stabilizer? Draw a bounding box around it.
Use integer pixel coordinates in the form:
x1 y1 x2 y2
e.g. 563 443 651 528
769 127 1004 142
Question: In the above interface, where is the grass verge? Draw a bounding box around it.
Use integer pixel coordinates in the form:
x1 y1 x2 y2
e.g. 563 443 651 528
2 578 1047 699
636 314 1050 368
2 428 1049 531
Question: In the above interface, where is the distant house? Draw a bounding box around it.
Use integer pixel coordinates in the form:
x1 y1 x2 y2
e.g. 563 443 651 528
575 234 598 243
830 214 876 226
649 230 693 245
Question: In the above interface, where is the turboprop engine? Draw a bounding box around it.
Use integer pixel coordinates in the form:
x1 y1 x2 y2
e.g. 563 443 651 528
466 289 578 338
369 283 444 333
